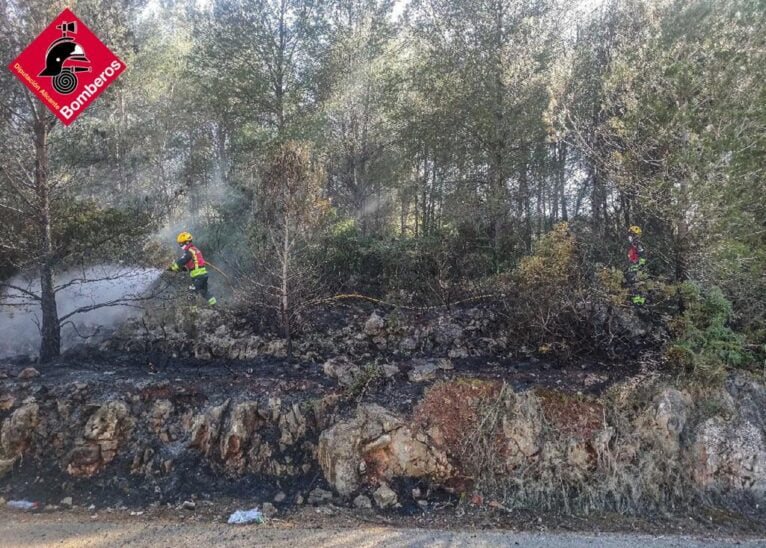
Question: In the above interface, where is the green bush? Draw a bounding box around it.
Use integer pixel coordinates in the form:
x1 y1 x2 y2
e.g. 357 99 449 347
668 282 750 379
312 218 496 303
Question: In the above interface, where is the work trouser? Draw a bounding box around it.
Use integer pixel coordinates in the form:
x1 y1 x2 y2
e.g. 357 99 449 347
191 274 217 305
626 260 646 305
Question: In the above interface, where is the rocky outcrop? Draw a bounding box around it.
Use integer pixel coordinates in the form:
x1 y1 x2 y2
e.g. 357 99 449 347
186 398 312 477
373 483 398 508
322 356 362 388
364 313 385 336
2 362 766 512
651 388 692 452
692 416 766 496
107 305 513 361
1 403 39 460
67 400 133 477
689 376 766 497
407 358 453 383
318 404 452 496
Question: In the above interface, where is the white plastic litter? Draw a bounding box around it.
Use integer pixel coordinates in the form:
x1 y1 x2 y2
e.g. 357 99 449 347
227 507 264 525
7 500 38 511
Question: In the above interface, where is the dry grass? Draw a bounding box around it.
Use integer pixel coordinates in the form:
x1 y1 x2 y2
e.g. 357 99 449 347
418 378 707 515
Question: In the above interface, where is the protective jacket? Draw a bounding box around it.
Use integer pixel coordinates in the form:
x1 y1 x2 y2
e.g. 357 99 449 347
173 243 208 278
627 235 645 267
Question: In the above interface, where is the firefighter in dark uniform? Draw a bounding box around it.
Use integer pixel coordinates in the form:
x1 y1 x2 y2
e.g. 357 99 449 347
167 232 217 306
626 225 646 305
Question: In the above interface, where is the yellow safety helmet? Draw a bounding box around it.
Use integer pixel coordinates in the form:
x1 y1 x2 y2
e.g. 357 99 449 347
629 225 642 236
176 231 193 244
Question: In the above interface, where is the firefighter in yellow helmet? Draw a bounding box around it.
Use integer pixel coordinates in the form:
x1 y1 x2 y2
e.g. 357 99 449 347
626 225 646 305
167 232 217 306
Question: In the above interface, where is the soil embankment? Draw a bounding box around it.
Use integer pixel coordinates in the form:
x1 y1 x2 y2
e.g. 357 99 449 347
1 307 765 535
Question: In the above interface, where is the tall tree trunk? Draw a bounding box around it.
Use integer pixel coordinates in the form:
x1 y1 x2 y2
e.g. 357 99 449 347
551 144 560 223
519 156 532 253
281 217 292 357
34 115 60 362
558 141 568 221
674 179 690 282
400 183 411 236
536 176 544 237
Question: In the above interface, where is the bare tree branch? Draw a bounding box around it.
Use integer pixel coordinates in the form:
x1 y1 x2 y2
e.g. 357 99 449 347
0 282 41 301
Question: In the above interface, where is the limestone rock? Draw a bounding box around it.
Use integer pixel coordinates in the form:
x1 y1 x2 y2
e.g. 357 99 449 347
67 400 132 477
318 404 451 496
266 340 288 357
652 389 692 451
307 487 333 505
373 484 398 509
150 400 174 443
0 457 15 478
399 337 417 352
83 401 132 462
17 367 40 380
318 405 405 496
278 403 306 446
380 364 400 378
692 416 766 497
246 434 274 474
262 502 278 517
500 394 543 470
407 358 452 383
364 313 385 336
407 362 438 383
220 402 261 473
353 494 372 509
318 417 365 496
434 322 464 345
0 403 39 458
0 394 15 411
448 347 468 359
322 356 361 388
189 400 231 457
66 444 103 477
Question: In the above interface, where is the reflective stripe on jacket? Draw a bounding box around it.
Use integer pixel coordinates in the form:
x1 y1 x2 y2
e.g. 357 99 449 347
182 244 208 278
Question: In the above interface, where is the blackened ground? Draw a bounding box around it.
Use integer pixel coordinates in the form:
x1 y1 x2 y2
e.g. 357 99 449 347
2 453 312 510
2 348 641 412
3 350 336 406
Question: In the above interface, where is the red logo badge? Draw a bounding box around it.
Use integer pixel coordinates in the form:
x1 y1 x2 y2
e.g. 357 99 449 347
8 8 126 126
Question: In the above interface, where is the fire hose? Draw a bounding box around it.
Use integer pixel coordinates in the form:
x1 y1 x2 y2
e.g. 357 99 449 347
297 292 505 312
168 259 504 311
204 260 233 283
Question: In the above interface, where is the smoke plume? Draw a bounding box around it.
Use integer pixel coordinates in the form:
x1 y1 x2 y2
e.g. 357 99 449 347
0 265 162 359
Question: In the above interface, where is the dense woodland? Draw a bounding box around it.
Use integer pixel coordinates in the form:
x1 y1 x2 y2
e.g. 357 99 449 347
0 0 763 368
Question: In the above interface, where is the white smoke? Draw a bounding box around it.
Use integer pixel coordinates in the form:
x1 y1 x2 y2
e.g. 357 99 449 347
0 265 162 359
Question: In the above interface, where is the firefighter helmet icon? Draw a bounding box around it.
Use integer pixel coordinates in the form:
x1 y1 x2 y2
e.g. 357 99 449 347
38 21 91 94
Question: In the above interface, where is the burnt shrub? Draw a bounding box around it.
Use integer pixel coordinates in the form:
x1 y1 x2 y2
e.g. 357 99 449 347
504 222 659 358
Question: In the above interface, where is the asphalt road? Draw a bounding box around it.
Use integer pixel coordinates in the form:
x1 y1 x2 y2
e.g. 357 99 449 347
1 514 764 548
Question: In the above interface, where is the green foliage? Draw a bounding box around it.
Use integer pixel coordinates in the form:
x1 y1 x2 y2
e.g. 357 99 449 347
704 239 766 352
668 283 750 379
52 199 156 265
314 218 495 303
347 363 385 401
502 223 648 357
595 267 630 307
3 0 765 366
517 223 577 290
